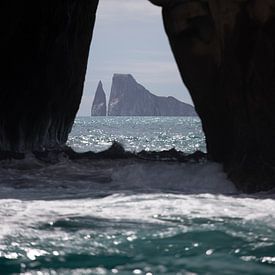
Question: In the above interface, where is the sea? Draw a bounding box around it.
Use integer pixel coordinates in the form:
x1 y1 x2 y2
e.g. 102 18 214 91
1 116 275 275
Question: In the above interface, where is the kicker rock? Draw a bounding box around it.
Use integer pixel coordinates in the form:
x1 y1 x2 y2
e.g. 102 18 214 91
108 74 196 116
91 81 107 116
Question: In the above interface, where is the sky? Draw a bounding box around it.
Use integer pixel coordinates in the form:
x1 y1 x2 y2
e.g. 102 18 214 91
78 0 193 116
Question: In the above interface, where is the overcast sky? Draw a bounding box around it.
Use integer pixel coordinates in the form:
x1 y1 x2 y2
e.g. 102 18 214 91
78 0 192 116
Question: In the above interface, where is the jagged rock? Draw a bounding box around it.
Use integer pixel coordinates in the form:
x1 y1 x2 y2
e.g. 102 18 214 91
108 74 196 116
91 81 107 116
149 0 275 192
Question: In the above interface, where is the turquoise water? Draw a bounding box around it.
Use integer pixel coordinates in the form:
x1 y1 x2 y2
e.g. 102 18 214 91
0 117 275 274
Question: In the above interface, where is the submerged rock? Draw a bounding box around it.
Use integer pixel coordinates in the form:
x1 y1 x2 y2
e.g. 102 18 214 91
108 74 196 116
91 81 107 116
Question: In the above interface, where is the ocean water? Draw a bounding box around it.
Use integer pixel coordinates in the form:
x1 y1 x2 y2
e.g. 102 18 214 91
68 117 205 153
0 117 275 275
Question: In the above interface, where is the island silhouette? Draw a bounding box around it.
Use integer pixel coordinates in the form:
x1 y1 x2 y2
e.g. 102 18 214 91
91 74 197 116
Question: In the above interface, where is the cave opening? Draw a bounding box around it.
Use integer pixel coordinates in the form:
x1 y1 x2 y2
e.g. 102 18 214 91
79 0 193 116
5 0 275 191
68 0 204 155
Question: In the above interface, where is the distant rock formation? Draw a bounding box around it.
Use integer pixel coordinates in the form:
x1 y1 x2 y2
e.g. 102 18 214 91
108 74 196 116
91 81 107 116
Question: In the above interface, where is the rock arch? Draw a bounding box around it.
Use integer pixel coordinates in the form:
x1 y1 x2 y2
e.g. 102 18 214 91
1 0 275 192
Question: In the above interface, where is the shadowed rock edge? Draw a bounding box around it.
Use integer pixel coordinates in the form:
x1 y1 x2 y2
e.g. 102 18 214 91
149 0 275 192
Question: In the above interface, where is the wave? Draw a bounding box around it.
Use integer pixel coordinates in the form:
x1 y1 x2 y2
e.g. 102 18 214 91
2 142 275 200
1 148 275 274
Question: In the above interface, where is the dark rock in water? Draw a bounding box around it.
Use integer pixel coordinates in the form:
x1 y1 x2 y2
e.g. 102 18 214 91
91 81 107 116
65 142 133 160
149 0 275 192
137 148 206 162
0 1 99 152
185 151 207 163
64 146 96 160
65 142 207 163
137 148 186 161
96 141 131 159
0 144 207 164
108 74 196 116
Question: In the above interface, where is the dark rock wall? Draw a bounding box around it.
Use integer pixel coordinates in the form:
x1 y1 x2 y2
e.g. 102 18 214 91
0 0 99 152
150 0 275 192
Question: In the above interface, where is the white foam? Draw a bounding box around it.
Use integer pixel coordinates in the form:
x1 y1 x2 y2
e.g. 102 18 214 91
1 193 275 241
0 159 274 242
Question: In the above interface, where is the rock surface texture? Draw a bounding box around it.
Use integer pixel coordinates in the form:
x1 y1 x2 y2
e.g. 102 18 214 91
149 0 275 192
108 74 196 116
91 81 107 116
0 1 99 152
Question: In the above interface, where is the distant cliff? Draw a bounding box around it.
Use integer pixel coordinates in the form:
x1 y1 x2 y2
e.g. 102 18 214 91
108 74 196 116
91 81 107 116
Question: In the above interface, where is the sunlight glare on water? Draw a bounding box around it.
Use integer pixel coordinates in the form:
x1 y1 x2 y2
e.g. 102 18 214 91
68 117 205 153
